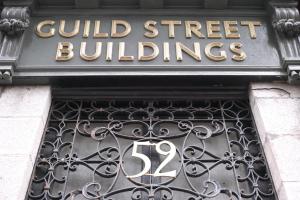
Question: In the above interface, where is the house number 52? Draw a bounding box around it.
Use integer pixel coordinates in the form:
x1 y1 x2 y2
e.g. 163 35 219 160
127 141 177 178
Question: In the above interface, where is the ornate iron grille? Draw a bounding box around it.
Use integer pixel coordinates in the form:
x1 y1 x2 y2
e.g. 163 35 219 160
27 99 276 200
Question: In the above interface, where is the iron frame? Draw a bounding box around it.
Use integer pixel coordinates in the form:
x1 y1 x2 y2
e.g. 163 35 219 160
25 87 278 200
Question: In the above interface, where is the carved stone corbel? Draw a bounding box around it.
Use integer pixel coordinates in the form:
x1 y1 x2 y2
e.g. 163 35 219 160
0 7 30 84
270 1 300 84
272 6 300 37
0 7 30 35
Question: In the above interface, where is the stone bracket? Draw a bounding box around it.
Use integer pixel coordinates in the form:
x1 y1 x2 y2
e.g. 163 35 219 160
0 65 14 84
271 1 300 37
269 1 300 84
0 7 30 36
0 6 30 85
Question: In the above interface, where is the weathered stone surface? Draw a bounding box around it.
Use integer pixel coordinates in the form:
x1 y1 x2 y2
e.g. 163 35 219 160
0 117 44 164
268 135 300 182
250 101 268 144
0 86 51 200
250 82 300 200
278 181 300 200
263 135 300 193
0 86 51 123
262 137 281 191
250 82 300 98
251 98 300 137
0 155 33 200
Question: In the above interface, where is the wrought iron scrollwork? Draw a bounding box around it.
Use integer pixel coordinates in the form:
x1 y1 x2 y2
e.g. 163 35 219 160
27 99 276 200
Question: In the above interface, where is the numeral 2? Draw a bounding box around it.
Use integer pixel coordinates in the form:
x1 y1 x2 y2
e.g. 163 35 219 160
127 141 176 178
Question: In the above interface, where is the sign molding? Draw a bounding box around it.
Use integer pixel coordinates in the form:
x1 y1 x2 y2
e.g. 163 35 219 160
0 1 299 85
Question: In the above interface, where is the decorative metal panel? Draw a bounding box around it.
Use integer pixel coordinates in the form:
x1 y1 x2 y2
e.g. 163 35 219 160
27 99 276 200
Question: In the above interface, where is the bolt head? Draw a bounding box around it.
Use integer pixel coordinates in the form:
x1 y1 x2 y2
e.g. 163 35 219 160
290 71 299 79
2 71 11 80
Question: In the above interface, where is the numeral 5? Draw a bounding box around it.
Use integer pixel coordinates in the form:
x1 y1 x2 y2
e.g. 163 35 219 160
127 140 176 178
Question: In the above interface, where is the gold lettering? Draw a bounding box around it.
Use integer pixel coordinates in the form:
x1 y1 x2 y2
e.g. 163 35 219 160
94 20 109 38
224 21 240 39
161 20 181 38
138 42 159 61
59 20 80 38
111 20 131 38
163 42 170 62
106 42 113 61
176 42 201 61
83 20 90 38
56 42 74 61
144 20 158 38
206 21 222 39
118 42 134 61
80 42 102 61
230 42 246 61
185 21 205 38
205 42 227 61
36 20 55 38
241 21 261 39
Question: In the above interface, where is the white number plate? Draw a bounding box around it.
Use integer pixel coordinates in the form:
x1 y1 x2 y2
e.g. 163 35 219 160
127 141 176 178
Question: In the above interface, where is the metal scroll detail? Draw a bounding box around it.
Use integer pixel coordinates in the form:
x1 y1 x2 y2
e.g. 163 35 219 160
27 99 276 200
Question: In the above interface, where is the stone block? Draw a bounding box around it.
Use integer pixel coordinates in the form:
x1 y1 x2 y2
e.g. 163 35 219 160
262 137 281 191
251 98 300 136
250 82 300 199
267 135 300 182
251 101 267 144
0 155 33 200
0 86 51 200
0 117 45 164
278 181 300 200
262 134 300 194
0 86 51 123
250 82 300 98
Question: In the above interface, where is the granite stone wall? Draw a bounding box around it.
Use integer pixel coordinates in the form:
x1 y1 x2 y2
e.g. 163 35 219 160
0 86 51 200
250 83 300 200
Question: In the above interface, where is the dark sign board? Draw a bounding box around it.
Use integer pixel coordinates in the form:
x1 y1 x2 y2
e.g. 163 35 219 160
2 5 297 85
16 15 282 77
